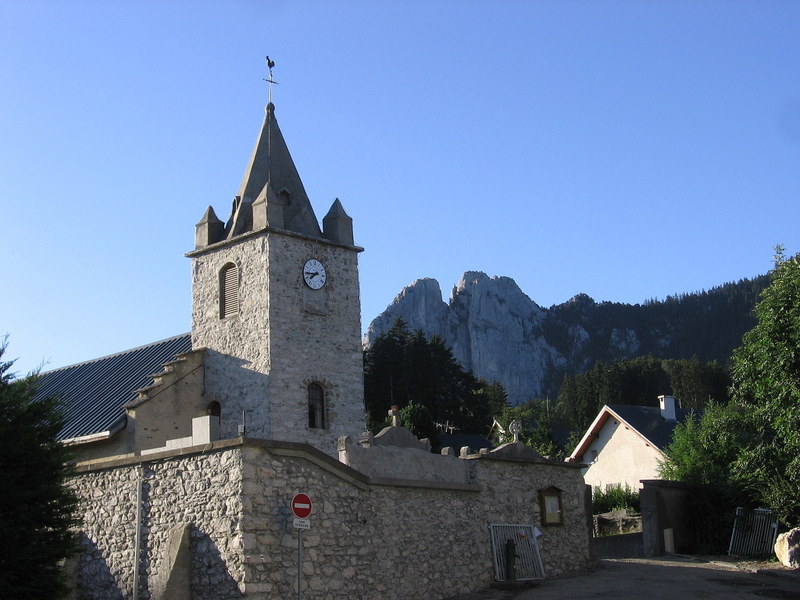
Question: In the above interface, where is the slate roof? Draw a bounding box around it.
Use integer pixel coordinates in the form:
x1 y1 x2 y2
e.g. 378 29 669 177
33 334 192 441
605 404 695 451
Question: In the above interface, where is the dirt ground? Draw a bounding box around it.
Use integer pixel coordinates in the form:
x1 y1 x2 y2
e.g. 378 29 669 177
447 555 800 600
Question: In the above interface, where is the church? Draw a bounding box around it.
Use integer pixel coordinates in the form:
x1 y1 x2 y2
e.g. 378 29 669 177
36 82 592 600
37 98 365 463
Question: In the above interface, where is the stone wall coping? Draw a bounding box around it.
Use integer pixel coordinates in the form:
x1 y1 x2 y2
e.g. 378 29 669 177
185 225 364 259
467 453 585 469
72 436 382 491
72 437 245 472
71 435 583 496
71 436 482 493
71 437 367 487
367 476 481 492
254 438 370 490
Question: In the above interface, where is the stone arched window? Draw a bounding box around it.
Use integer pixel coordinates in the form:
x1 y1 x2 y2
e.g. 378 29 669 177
308 383 325 429
219 263 239 318
207 401 221 426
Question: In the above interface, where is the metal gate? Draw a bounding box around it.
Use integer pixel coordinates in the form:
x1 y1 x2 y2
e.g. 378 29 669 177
489 524 545 581
728 507 779 558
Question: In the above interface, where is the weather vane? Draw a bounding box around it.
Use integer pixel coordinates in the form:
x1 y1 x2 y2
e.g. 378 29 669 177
264 56 279 104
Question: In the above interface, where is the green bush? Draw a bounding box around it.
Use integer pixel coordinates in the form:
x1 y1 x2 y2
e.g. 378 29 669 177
592 484 640 514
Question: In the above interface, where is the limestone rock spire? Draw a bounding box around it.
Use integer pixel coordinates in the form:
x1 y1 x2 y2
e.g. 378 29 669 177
227 102 322 239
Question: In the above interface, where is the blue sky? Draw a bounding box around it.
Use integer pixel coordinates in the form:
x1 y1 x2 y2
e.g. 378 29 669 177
2 0 799 376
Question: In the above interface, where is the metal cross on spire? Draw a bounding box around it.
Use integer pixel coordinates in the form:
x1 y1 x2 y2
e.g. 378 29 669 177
264 56 279 104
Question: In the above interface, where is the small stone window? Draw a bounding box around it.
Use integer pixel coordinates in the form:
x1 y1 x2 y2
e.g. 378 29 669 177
220 263 239 318
308 383 325 429
538 486 564 526
207 401 221 426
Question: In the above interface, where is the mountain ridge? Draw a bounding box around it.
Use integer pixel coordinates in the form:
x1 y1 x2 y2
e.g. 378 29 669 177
364 271 769 405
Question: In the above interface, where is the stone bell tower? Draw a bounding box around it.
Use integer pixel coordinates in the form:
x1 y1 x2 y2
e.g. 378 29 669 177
187 98 366 453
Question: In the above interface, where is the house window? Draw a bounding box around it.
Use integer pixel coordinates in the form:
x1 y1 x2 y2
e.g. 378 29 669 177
220 263 239 318
538 486 564 526
308 383 325 429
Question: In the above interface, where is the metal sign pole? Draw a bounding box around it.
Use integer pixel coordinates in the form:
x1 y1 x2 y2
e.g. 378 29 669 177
291 492 311 600
297 528 303 600
133 467 143 600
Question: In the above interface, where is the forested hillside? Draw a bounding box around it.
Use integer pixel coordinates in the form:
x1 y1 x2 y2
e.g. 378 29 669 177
365 272 769 404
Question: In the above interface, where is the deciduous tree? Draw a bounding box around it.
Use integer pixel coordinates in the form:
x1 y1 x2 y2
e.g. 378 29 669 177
494 398 560 458
661 248 800 526
729 248 800 524
659 402 748 487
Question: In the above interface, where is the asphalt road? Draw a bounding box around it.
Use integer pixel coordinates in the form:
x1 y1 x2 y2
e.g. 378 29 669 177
449 556 800 600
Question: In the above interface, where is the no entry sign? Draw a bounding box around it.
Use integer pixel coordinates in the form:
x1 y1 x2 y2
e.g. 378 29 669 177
291 493 312 519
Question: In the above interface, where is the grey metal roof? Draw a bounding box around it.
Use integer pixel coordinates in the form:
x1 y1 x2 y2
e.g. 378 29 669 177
606 404 696 451
33 334 192 441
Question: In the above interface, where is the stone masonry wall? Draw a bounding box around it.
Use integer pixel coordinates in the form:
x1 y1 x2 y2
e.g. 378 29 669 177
472 457 591 577
70 439 591 600
264 233 365 454
190 229 366 457
70 446 245 600
191 234 274 441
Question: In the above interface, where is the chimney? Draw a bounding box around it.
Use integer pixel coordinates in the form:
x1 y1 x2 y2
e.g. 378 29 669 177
659 395 677 421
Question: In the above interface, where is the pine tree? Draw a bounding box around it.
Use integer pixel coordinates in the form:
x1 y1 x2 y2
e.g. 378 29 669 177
363 319 507 437
0 341 81 598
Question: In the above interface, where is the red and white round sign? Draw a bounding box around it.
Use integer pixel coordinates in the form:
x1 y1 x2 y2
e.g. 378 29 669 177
291 493 312 519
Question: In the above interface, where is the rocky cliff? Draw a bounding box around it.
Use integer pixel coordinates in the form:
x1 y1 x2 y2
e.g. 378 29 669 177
364 271 767 405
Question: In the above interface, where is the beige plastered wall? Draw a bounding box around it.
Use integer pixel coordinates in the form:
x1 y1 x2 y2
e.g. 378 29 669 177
581 418 665 491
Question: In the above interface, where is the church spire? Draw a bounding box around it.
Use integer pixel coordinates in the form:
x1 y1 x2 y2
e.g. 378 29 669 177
193 62 360 251
225 59 321 240
227 102 322 239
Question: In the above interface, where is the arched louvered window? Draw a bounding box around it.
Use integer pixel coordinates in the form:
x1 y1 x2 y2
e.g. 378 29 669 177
220 263 239 318
308 383 325 429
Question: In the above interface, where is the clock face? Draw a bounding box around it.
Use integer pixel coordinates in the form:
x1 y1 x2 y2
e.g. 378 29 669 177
303 259 327 290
